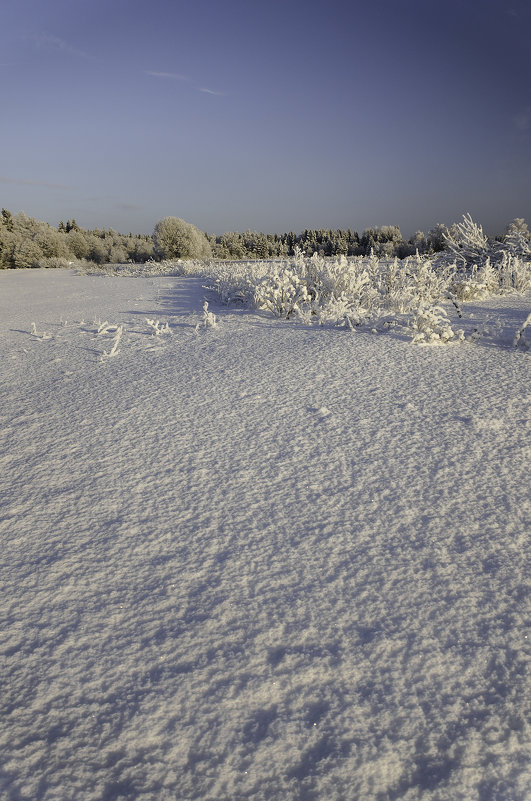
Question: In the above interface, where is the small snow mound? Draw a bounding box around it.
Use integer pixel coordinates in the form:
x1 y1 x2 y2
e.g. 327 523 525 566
309 405 333 419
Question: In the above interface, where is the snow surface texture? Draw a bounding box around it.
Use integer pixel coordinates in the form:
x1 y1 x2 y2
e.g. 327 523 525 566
1 269 530 801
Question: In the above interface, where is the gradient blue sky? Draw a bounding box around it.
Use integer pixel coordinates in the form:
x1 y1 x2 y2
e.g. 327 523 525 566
1 0 530 237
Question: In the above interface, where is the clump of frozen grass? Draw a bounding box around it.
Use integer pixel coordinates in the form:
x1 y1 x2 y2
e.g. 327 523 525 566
513 312 531 349
450 259 498 301
195 301 218 330
140 258 205 277
497 252 531 293
410 306 464 344
207 260 272 306
100 325 123 361
30 322 52 340
146 318 171 336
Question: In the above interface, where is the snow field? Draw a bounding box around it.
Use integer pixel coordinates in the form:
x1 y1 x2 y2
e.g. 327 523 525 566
0 269 530 801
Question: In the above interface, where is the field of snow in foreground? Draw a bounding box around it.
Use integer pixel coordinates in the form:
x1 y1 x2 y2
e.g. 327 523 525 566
1 269 529 801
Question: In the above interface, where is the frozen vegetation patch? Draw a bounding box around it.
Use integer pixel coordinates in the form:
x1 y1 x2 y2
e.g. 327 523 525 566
30 215 531 350
202 235 531 345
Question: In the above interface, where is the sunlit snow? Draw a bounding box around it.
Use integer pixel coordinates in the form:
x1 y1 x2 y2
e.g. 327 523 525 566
1 268 529 801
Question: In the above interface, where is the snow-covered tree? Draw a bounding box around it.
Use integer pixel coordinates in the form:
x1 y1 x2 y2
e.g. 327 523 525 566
443 213 489 267
504 218 531 256
153 217 211 260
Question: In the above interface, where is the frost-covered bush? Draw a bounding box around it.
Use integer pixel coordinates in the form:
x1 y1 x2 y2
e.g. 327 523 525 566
504 218 531 257
254 266 311 318
450 259 498 301
410 306 464 344
205 246 511 336
439 213 531 282
407 254 455 308
248 252 380 326
447 254 531 298
496 252 531 293
443 213 490 268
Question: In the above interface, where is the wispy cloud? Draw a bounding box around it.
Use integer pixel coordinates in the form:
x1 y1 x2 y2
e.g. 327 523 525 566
146 70 224 96
0 175 74 190
31 33 92 60
146 71 189 81
199 87 225 96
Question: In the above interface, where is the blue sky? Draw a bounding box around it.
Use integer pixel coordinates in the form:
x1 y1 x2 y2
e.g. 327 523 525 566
1 0 530 237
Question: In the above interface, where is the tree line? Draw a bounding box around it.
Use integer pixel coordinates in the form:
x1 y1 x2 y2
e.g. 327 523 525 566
205 224 448 260
1 208 528 268
0 209 154 269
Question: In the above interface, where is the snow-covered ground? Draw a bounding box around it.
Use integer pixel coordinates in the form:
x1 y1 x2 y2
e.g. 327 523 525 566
1 268 529 801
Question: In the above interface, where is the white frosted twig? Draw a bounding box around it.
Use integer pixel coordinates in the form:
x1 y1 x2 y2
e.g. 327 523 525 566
146 317 171 336
100 325 124 361
97 320 121 335
514 312 531 348
197 301 218 329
